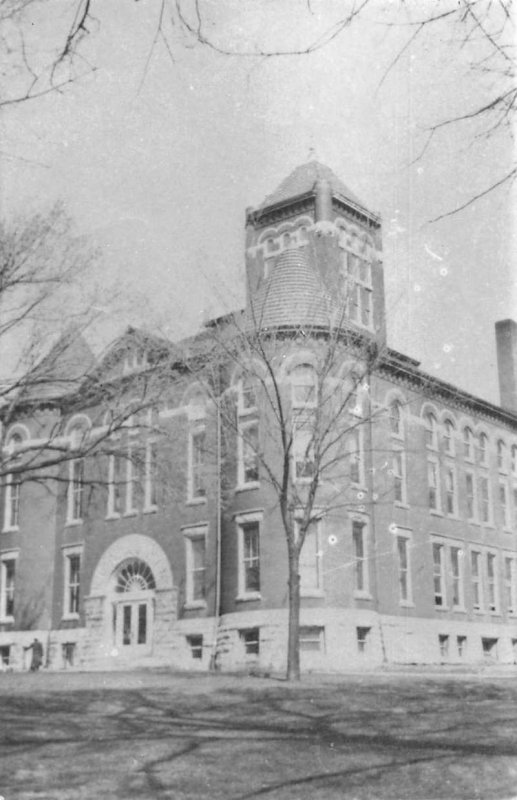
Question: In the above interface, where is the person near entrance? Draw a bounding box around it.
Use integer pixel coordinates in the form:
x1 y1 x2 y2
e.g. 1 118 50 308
24 638 44 671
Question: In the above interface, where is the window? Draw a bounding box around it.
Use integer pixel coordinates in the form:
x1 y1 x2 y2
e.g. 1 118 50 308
343 251 373 328
293 416 315 481
299 626 325 652
445 466 457 516
123 348 148 374
482 637 498 659
189 428 206 501
291 365 317 408
497 440 507 472
427 459 440 511
471 550 482 610
237 516 261 598
186 635 203 660
0 556 16 620
67 459 84 522
3 474 21 530
0 645 10 667
464 427 474 461
393 450 406 505
486 552 498 612
397 534 412 604
298 520 322 594
125 446 143 514
450 546 463 609
240 628 260 656
63 549 81 617
389 401 403 437
144 441 158 510
348 428 363 485
479 476 491 524
356 626 371 653
62 642 76 668
438 634 449 659
347 373 364 417
512 444 517 475
238 421 259 486
239 376 257 413
352 520 368 594
457 636 467 657
478 433 488 466
499 481 510 529
432 542 446 607
184 527 207 606
443 420 455 455
504 557 516 615
107 454 123 518
425 412 438 449
514 487 517 527
466 472 477 521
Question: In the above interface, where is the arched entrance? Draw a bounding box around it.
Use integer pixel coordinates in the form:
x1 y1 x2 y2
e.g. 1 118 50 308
85 534 176 667
112 558 156 654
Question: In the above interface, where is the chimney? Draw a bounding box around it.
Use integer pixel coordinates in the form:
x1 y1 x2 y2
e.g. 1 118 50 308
495 319 517 413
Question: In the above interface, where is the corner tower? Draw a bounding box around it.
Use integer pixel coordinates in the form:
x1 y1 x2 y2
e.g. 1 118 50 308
244 161 386 342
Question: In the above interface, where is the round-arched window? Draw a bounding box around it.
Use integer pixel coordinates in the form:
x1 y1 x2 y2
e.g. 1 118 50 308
115 559 156 593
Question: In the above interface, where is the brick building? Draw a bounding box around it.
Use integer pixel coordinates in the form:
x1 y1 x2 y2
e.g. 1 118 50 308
1 161 516 672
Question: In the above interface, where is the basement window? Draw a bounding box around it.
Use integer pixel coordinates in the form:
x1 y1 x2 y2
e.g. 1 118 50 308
240 628 260 656
482 637 498 660
356 627 371 654
299 626 325 653
0 645 10 668
438 634 449 659
186 635 203 660
62 642 76 668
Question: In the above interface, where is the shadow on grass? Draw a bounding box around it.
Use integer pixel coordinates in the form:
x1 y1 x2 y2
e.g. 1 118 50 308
2 676 517 799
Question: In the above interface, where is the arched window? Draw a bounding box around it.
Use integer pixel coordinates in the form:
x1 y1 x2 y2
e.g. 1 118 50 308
497 440 506 472
425 412 438 449
512 444 517 476
443 419 455 455
478 433 488 466
115 559 156 593
389 401 403 437
463 427 474 461
282 232 291 248
291 365 317 408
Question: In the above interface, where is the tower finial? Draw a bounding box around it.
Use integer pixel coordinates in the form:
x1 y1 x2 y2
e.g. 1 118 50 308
307 145 318 163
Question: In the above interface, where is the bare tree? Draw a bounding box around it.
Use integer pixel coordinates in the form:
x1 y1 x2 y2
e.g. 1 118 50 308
186 280 387 680
0 205 169 500
2 1 513 213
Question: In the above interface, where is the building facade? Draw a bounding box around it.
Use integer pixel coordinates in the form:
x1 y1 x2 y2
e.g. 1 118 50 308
1 161 516 672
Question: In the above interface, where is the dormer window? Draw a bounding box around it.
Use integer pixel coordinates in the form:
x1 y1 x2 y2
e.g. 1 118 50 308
123 348 149 374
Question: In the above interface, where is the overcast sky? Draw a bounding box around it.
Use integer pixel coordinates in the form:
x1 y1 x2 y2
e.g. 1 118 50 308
1 0 515 403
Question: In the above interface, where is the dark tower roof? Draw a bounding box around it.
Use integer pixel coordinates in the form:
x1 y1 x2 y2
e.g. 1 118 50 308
247 247 335 330
260 160 365 211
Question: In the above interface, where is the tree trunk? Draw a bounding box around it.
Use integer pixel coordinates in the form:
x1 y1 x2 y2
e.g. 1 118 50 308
286 551 301 681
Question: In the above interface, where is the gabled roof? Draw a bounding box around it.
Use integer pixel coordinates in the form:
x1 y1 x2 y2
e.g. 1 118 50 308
260 160 365 211
19 325 96 402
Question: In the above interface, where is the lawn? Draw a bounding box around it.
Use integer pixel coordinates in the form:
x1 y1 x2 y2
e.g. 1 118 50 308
1 669 517 799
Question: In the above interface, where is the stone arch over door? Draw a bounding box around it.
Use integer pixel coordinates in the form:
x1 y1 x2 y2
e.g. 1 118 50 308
84 534 177 668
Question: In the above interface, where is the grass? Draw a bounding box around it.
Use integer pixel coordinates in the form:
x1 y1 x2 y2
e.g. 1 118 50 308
1 670 517 799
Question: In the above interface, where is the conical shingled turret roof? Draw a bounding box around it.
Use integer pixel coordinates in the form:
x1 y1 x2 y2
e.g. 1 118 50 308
260 160 364 211
247 247 335 331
